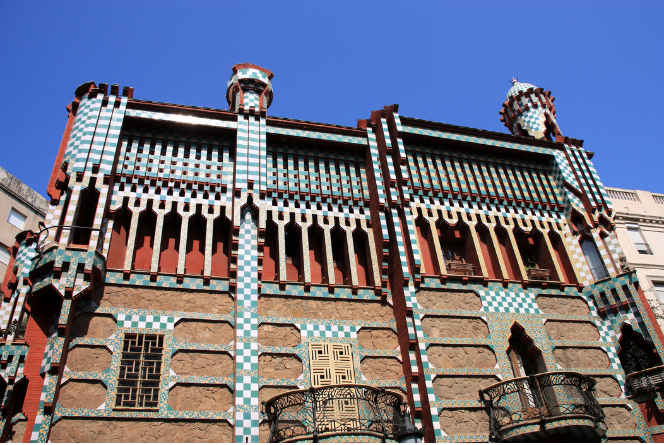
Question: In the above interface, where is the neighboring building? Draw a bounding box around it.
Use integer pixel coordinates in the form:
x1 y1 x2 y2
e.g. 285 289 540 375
606 188 664 324
1 66 663 443
0 166 49 281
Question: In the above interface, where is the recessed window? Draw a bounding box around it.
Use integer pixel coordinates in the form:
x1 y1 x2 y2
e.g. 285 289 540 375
0 244 10 265
654 282 664 307
627 224 653 255
115 333 164 410
7 208 26 230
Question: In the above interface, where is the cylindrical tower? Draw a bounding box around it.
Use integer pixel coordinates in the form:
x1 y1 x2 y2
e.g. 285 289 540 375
500 79 561 140
226 63 274 113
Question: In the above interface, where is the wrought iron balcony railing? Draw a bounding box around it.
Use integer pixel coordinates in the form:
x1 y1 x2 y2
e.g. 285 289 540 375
526 268 551 281
589 264 609 281
626 365 664 396
478 372 605 442
263 384 405 443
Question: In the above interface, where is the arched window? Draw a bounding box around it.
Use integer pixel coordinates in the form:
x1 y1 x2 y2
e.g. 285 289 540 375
308 226 326 284
159 211 181 274
132 210 156 271
618 324 662 375
71 186 100 246
330 227 349 285
353 230 372 287
185 212 206 275
107 207 132 269
211 216 230 278
284 222 302 282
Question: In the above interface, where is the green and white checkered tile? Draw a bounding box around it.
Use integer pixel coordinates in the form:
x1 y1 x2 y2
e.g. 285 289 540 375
480 290 539 314
235 411 260 443
236 374 259 406
299 324 356 339
116 314 177 329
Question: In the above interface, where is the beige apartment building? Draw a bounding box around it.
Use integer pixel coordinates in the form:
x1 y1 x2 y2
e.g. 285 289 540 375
0 166 49 279
607 187 664 328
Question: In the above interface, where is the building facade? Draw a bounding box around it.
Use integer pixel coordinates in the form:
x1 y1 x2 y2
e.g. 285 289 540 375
606 187 664 328
0 166 49 282
0 65 663 443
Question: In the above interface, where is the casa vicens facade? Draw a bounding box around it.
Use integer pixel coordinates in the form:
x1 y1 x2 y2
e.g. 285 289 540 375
0 64 662 443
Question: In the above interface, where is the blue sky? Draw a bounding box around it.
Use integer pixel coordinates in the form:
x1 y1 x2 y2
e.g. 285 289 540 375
1 1 662 196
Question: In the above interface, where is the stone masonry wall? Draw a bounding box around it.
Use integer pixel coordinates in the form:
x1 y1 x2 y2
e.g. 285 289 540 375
433 376 499 400
50 419 233 443
58 381 107 409
94 286 234 314
537 295 590 316
417 291 482 311
71 313 117 339
427 345 496 369
65 346 112 372
357 328 399 350
173 321 234 345
544 320 599 341
258 324 300 347
168 385 233 412
360 357 403 380
258 296 393 321
421 316 489 339
438 409 490 435
170 351 233 377
554 347 610 369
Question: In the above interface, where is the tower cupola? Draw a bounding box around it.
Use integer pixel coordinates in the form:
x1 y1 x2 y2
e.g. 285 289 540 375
226 63 274 113
500 79 561 140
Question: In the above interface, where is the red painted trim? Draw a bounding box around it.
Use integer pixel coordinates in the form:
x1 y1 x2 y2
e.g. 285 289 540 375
20 314 49 442
635 283 664 350
47 105 76 201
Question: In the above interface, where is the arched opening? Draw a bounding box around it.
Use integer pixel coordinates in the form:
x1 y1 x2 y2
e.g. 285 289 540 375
132 210 156 271
353 229 373 287
513 228 559 282
211 216 230 278
284 222 302 282
262 221 278 281
437 220 481 277
331 226 350 285
496 225 522 281
107 207 132 269
308 225 327 284
476 222 502 280
618 323 662 375
185 212 206 275
158 211 181 274
548 230 578 285
580 236 608 281
507 324 550 418
71 185 100 246
415 218 440 276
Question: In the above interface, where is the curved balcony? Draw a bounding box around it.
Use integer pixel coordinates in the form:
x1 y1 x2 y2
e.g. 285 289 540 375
478 372 606 442
626 365 664 396
263 384 406 443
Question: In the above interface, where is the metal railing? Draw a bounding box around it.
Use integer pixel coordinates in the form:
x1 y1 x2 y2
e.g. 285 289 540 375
479 372 604 441
653 195 664 205
263 384 404 443
626 365 664 396
634 242 653 255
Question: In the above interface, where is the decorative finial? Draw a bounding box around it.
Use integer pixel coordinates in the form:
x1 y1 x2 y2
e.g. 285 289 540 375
511 77 519 85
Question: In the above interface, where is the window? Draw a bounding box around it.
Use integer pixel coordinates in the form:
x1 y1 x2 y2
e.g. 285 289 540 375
7 208 26 230
309 342 354 386
627 224 653 255
654 282 664 307
115 333 163 410
0 244 9 265
580 238 608 281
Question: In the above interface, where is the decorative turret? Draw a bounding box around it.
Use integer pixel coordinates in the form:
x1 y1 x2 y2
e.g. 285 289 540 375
500 78 561 140
226 63 274 113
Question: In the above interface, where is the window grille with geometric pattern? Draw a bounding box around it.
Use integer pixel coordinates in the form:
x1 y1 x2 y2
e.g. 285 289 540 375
115 333 163 410
308 342 358 431
308 342 355 386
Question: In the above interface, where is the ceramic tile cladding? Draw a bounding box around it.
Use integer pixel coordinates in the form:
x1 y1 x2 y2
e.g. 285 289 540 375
1 67 658 444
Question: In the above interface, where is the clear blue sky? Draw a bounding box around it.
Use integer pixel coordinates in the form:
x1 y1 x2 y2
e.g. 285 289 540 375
1 1 662 196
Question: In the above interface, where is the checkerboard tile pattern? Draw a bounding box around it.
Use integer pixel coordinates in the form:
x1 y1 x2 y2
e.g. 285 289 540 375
480 290 539 314
116 314 177 330
234 207 260 442
300 324 357 339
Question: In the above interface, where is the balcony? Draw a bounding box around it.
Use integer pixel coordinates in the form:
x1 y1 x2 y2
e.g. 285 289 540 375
526 268 550 281
263 384 408 443
626 365 664 396
446 260 475 276
478 372 606 442
634 242 653 255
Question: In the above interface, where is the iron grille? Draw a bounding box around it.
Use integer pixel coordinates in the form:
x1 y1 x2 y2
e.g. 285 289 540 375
479 372 604 441
264 384 404 442
115 333 164 410
634 242 653 255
